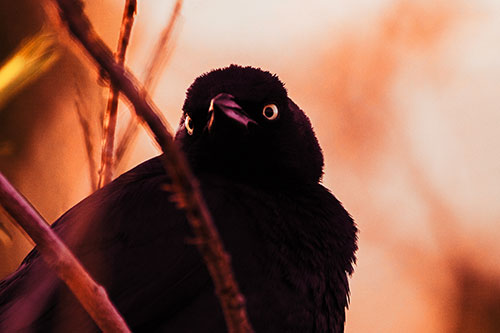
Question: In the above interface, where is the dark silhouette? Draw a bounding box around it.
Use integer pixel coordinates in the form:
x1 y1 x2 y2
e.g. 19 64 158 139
0 65 357 332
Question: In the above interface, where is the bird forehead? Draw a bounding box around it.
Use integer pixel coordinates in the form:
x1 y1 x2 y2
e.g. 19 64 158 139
183 65 288 115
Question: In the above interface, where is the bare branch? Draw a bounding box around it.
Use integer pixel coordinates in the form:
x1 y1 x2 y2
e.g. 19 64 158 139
115 0 183 168
74 84 98 191
54 1 253 331
0 173 131 333
97 0 137 188
143 0 182 91
0 218 13 247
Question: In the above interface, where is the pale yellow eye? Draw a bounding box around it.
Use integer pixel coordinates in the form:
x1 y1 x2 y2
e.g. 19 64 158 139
262 104 279 120
185 115 194 135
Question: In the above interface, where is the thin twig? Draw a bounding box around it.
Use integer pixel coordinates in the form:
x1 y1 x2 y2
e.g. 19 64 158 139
54 1 253 332
115 0 183 168
97 0 137 188
0 218 13 247
142 0 182 91
74 84 98 191
0 173 131 332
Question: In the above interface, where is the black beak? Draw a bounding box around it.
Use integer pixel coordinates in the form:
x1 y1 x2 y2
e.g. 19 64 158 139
207 93 257 133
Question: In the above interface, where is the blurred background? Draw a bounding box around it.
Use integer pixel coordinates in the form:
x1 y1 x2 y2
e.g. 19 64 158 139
1 0 499 331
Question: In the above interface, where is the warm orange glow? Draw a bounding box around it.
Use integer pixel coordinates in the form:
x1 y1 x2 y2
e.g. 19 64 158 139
0 29 59 110
1 0 500 331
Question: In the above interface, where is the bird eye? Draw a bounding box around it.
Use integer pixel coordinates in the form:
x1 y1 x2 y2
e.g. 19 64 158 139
185 115 194 135
262 104 279 120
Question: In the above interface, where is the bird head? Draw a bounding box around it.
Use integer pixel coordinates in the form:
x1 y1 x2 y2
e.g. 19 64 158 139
175 65 324 185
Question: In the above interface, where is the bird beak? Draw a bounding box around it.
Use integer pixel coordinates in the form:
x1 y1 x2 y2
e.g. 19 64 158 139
207 93 257 133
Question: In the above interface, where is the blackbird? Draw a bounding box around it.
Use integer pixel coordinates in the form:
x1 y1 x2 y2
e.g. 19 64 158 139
0 65 357 332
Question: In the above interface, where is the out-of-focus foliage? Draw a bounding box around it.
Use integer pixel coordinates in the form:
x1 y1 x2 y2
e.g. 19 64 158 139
0 0 104 278
0 29 59 110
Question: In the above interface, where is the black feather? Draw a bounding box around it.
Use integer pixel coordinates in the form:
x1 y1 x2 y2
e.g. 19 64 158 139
0 65 357 332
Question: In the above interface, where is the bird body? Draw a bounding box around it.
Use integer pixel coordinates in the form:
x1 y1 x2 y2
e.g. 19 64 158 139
0 65 357 332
